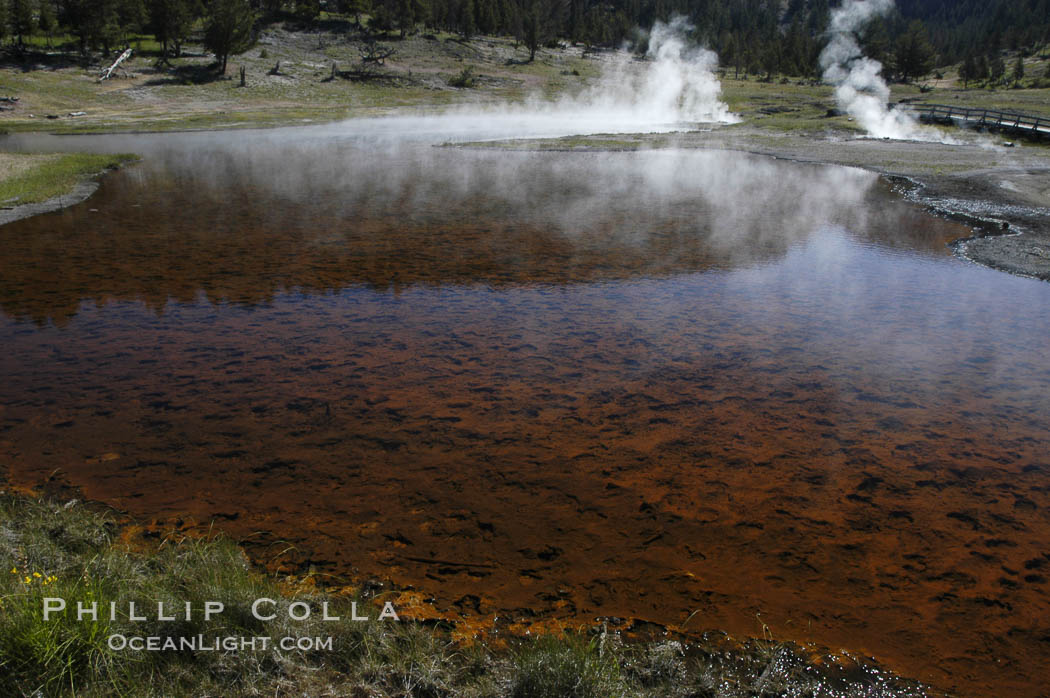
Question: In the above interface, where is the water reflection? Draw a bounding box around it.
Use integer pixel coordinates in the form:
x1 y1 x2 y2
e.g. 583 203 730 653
1 143 959 325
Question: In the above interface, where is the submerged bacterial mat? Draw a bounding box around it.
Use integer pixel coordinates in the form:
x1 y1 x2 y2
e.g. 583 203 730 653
1 123 1050 697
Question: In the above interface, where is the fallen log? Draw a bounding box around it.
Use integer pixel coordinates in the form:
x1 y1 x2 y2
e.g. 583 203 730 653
99 48 132 82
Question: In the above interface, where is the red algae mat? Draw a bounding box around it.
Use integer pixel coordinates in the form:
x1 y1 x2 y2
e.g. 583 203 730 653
2 132 1049 696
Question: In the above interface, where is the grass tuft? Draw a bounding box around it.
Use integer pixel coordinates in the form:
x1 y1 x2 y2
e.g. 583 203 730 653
509 632 626 698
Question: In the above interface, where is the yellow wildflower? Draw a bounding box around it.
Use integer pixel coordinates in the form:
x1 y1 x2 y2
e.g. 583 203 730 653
33 572 41 578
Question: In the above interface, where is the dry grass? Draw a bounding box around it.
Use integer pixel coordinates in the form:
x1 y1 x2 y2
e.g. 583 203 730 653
0 153 62 181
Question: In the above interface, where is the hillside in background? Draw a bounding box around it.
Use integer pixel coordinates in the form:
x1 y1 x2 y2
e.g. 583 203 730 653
0 0 1048 85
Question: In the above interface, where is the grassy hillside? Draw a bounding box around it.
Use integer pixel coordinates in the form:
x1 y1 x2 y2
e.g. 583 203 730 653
0 24 598 133
1 21 1048 136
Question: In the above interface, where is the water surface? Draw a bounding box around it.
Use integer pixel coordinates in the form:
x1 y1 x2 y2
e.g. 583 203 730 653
2 121 1049 697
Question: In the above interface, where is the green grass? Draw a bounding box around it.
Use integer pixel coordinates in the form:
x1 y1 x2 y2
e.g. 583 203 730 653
0 22 595 135
0 153 137 206
510 634 626 698
17 32 167 56
913 84 1050 117
0 489 947 697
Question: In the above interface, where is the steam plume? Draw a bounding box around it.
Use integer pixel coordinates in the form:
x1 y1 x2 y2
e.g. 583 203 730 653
599 16 736 125
522 16 736 132
819 0 946 142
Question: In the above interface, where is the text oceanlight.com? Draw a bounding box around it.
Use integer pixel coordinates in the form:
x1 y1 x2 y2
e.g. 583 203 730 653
108 635 334 652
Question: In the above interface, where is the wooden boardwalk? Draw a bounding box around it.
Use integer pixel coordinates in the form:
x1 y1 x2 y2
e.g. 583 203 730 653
906 103 1050 139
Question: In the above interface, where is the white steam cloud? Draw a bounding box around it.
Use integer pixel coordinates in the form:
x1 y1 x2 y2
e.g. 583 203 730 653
819 0 948 142
461 15 736 136
574 16 737 126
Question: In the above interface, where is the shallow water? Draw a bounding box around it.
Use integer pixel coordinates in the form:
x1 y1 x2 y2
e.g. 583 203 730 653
2 121 1049 696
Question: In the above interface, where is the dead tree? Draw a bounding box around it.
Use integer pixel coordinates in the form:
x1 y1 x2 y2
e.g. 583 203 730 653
359 41 396 72
99 48 133 82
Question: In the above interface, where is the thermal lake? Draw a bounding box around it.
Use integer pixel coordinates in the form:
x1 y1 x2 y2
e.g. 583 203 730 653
2 119 1049 696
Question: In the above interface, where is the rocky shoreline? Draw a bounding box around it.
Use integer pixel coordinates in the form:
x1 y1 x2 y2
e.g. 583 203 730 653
692 128 1050 281
0 178 100 227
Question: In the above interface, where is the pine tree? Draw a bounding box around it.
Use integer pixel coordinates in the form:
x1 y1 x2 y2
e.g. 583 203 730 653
460 0 476 38
723 35 738 78
895 20 935 83
476 0 496 36
38 0 57 47
975 54 989 82
149 0 201 60
959 53 976 88
369 1 391 30
861 17 890 66
519 0 557 61
523 0 540 61
295 0 319 22
11 0 36 47
394 0 425 37
566 0 579 42
990 54 1006 84
62 0 121 53
397 0 411 36
0 0 8 46
1012 54 1024 84
339 0 370 27
117 0 148 44
204 0 255 73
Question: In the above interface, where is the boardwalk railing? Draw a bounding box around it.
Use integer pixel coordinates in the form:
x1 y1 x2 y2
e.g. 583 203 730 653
904 103 1050 139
